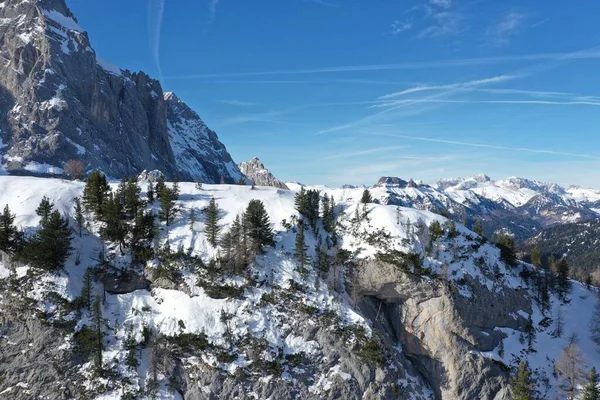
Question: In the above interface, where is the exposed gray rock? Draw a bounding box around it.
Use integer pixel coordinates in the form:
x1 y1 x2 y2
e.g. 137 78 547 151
238 157 289 189
0 0 244 183
354 259 531 400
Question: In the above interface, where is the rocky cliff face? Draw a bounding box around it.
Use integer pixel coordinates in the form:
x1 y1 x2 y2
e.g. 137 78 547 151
0 0 244 183
239 157 289 189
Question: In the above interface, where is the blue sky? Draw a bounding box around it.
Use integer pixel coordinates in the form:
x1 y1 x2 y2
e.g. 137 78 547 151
68 0 600 188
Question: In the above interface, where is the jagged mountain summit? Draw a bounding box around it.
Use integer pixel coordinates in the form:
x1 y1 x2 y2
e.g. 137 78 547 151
238 157 289 189
0 0 244 183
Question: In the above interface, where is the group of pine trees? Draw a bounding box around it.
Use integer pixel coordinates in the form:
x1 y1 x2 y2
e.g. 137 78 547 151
218 199 273 273
527 246 572 312
292 188 339 274
0 197 72 271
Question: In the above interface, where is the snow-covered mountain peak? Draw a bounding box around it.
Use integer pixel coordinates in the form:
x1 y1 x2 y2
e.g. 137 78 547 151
0 0 244 183
238 157 289 189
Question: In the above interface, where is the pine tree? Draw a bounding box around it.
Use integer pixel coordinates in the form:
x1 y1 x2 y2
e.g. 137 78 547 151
557 257 571 300
36 196 54 226
294 220 308 269
158 182 179 226
80 268 93 309
531 247 542 268
101 193 127 254
0 204 21 253
295 187 308 216
244 200 273 253
555 305 564 337
24 210 72 271
123 177 141 219
132 209 156 263
473 220 484 237
82 171 110 217
511 360 534 400
316 236 329 273
204 198 221 247
188 208 197 232
91 296 104 374
322 194 332 232
147 183 154 203
74 197 84 238
590 293 600 348
360 189 372 204
155 175 166 199
583 367 600 400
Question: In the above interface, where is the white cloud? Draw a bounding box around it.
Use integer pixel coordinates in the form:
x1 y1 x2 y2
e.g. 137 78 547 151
368 133 600 160
321 145 407 160
379 75 518 99
417 11 463 39
148 0 165 81
429 0 451 9
217 99 259 106
162 49 600 80
391 20 413 35
487 12 528 46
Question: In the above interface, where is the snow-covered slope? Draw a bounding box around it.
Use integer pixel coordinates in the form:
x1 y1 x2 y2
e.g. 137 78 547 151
0 175 599 399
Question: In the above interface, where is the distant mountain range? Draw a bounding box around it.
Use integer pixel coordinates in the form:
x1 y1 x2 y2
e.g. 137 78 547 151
310 174 600 241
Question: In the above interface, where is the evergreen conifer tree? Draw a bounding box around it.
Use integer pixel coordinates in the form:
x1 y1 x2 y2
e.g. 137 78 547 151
36 196 54 226
583 367 600 400
294 220 308 269
158 183 179 226
83 171 110 217
102 193 128 254
244 200 273 252
473 220 485 237
74 197 84 237
80 268 93 309
24 210 72 271
188 208 197 232
0 204 21 253
204 198 221 247
557 257 571 300
91 296 104 374
147 183 154 203
511 361 534 400
360 189 372 204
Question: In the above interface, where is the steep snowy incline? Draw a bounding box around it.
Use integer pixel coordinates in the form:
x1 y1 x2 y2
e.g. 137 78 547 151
0 176 599 399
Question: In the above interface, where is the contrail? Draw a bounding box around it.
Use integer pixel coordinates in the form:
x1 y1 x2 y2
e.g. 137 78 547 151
148 0 165 82
162 50 600 80
369 133 600 160
204 0 221 33
369 99 600 108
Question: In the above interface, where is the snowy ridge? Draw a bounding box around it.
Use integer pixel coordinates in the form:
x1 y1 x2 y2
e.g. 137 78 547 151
0 175 599 398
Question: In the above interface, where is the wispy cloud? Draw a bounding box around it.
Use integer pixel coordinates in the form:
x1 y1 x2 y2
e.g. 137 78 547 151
217 99 259 106
487 12 528 46
391 20 413 35
369 98 600 109
369 133 600 160
148 0 165 81
429 0 451 9
204 0 221 33
304 0 339 7
417 11 463 39
379 75 517 99
162 50 600 80
321 146 407 160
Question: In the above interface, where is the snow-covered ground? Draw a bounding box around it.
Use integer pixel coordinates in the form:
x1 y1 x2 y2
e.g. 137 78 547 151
0 175 599 398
